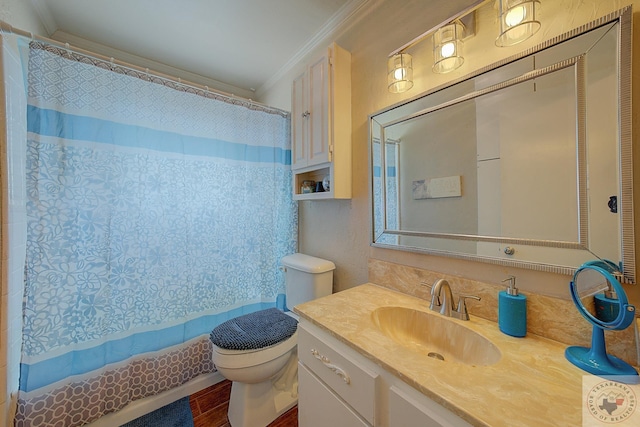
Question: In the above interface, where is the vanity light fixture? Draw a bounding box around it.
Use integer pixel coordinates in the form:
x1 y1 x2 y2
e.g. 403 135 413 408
495 0 541 47
386 0 482 93
387 53 414 93
432 21 465 74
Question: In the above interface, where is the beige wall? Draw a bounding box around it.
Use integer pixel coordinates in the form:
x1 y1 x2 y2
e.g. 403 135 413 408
0 0 47 36
261 0 640 311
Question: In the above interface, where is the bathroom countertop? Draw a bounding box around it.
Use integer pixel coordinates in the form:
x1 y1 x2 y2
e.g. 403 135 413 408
293 283 603 427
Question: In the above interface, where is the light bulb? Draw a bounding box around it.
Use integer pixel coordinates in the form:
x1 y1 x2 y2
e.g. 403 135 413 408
441 42 455 58
388 53 413 93
505 5 525 27
394 67 406 80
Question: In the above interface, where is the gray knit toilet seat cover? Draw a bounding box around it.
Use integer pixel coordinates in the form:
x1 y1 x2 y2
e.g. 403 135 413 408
209 308 298 350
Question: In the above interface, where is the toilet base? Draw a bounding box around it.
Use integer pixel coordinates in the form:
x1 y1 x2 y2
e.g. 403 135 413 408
227 379 298 427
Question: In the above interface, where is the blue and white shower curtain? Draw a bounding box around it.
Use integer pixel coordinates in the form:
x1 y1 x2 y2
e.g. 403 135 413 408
372 138 398 244
15 42 296 427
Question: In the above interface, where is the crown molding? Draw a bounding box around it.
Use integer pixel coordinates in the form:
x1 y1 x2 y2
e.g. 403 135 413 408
256 0 376 98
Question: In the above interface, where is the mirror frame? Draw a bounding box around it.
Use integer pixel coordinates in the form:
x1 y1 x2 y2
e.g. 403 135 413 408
369 6 634 283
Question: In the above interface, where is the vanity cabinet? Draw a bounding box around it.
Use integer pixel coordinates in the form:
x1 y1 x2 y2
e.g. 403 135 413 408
291 43 351 200
297 320 473 427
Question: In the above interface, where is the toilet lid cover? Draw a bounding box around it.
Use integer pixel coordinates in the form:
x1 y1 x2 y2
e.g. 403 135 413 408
209 308 298 350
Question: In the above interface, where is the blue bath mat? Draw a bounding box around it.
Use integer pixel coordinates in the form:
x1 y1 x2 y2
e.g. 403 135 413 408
120 397 194 427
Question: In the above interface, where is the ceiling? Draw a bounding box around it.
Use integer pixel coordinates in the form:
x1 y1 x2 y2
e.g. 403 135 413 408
29 0 367 99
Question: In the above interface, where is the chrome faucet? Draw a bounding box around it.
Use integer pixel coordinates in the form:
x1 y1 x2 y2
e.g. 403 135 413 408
430 279 455 316
423 279 481 321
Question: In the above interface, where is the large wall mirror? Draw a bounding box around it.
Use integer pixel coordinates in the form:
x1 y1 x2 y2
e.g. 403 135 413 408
369 7 635 283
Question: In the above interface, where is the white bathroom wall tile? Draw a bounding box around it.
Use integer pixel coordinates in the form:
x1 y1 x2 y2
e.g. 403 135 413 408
1 34 28 427
8 268 24 346
6 341 19 372
8 269 22 303
4 36 27 213
7 345 21 394
6 82 27 209
8 250 23 284
6 364 18 402
5 226 28 270
8 295 21 335
0 36 7 427
0 313 8 401
8 227 26 275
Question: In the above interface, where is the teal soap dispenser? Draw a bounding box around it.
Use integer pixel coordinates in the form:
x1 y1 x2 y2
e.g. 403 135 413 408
594 284 619 323
498 276 527 337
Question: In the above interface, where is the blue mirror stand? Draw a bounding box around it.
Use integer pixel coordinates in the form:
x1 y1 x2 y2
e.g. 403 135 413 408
565 261 638 383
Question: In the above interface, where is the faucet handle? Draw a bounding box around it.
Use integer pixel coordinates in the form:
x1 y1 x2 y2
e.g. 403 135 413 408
421 281 441 311
454 294 481 321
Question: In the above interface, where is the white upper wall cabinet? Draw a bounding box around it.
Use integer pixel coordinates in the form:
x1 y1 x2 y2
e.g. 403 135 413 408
292 43 351 200
293 54 329 168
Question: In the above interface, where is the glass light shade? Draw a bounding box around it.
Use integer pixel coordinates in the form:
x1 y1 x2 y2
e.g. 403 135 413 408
496 0 541 47
387 53 414 93
432 22 464 74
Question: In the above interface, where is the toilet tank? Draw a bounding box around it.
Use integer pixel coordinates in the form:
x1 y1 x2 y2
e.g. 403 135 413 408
281 253 335 310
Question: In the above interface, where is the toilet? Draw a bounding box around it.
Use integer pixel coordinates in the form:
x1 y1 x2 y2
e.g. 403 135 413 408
210 253 335 427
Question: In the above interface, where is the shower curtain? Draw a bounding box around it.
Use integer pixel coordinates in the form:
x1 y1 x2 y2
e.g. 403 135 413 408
372 138 398 244
14 42 296 427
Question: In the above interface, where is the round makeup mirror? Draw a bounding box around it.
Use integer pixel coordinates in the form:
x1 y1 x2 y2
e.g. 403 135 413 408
565 260 638 382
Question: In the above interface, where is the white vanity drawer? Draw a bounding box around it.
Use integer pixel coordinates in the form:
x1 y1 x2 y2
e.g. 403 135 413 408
298 322 379 425
389 384 473 427
299 363 370 427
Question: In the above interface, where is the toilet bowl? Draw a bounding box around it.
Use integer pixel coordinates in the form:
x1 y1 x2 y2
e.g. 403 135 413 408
210 253 335 427
213 330 298 384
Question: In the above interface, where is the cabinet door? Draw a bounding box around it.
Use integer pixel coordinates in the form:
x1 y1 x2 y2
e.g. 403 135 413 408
299 363 370 427
298 323 377 424
307 53 331 167
291 69 307 169
389 385 473 427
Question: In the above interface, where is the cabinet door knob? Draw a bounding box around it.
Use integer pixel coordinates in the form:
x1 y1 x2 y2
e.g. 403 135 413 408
302 110 310 118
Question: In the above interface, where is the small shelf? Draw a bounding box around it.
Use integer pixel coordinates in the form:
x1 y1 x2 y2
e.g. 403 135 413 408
293 166 331 200
295 192 335 201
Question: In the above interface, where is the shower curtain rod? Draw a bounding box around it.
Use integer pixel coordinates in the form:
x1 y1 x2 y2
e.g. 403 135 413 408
0 19 289 117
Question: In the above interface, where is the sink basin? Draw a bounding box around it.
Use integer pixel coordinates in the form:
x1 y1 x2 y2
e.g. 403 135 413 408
371 306 501 366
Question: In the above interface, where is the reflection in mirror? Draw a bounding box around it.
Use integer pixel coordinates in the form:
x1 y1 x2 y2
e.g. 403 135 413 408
573 267 613 322
370 7 634 283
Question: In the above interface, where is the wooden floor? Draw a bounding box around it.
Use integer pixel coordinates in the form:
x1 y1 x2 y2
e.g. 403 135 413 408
189 379 298 427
